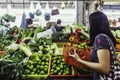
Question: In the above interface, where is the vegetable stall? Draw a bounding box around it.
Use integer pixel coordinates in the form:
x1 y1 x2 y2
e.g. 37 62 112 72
0 23 120 80
0 23 94 80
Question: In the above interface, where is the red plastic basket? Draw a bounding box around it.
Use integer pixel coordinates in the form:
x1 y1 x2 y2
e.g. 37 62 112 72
63 44 91 68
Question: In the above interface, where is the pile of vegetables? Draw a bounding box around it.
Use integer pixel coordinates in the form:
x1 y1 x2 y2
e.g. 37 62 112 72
111 30 120 44
50 55 73 75
23 37 57 55
2 14 16 22
51 32 69 42
0 34 18 51
23 53 50 75
0 45 28 80
19 25 43 39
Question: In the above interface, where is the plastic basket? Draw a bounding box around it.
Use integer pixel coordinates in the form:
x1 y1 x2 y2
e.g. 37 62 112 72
22 55 51 79
63 44 90 68
48 54 75 78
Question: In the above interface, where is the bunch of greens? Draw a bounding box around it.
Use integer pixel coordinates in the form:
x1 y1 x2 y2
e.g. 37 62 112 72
2 14 16 22
0 47 28 80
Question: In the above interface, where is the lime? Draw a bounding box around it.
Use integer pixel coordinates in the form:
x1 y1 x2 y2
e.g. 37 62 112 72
36 65 40 69
51 71 54 75
31 72 34 75
53 70 57 74
33 68 36 72
56 67 60 71
40 66 44 70
29 65 34 70
40 71 45 75
46 58 49 62
44 67 48 71
53 60 56 63
58 72 62 75
25 69 30 74
41 62 45 65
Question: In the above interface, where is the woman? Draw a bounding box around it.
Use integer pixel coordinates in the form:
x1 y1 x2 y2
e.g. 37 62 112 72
69 11 120 80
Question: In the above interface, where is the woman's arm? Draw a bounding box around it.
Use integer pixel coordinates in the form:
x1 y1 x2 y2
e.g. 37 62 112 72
70 49 110 75
80 29 90 38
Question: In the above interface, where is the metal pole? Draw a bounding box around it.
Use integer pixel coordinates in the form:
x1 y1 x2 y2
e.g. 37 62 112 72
76 0 78 23
23 0 25 11
6 0 8 13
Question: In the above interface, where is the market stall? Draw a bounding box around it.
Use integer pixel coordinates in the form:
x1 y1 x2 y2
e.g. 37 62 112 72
0 0 120 80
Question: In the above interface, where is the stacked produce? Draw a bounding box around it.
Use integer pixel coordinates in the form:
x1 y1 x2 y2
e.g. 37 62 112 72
20 25 43 39
0 31 18 51
23 37 57 55
0 23 93 79
111 30 120 62
51 32 69 42
23 53 50 79
0 45 28 80
50 55 73 75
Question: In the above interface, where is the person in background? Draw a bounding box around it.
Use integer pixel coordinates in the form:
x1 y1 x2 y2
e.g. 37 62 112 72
55 19 65 32
112 19 117 27
37 22 57 38
69 11 120 80
26 18 33 28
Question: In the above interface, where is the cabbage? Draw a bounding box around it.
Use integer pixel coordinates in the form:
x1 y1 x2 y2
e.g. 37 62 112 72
7 43 19 51
111 30 116 38
116 30 120 38
19 44 32 57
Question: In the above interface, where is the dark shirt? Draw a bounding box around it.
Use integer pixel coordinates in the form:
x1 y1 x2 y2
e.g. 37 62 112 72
55 26 65 32
90 34 116 80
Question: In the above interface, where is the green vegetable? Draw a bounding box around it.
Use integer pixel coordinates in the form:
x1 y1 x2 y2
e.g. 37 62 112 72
0 48 28 80
2 14 16 22
33 26 43 38
19 44 32 57
116 30 120 38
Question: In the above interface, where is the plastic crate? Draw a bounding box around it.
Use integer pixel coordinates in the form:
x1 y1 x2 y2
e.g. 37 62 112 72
63 44 90 68
48 54 75 78
22 55 51 79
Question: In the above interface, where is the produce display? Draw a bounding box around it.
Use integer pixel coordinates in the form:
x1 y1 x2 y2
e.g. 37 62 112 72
51 32 69 42
1 23 120 80
23 53 50 78
2 14 16 22
111 30 120 59
24 37 57 54
0 0 119 79
0 47 27 80
50 55 73 75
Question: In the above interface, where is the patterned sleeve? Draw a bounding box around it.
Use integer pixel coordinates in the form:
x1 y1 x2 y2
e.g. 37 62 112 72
94 34 110 50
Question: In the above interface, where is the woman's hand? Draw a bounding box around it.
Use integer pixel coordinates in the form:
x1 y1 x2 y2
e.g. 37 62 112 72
69 48 81 61
79 29 90 38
